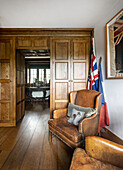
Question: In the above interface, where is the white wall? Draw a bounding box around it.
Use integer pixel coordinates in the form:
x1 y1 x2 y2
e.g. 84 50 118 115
94 4 123 139
0 0 123 138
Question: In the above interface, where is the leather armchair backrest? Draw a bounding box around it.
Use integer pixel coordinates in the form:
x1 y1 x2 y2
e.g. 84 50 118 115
85 136 123 168
75 90 101 108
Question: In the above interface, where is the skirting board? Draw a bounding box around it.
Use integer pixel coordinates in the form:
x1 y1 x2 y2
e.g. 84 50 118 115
100 127 123 145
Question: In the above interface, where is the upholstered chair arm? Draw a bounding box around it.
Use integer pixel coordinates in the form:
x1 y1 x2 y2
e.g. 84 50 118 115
78 113 99 136
53 108 68 119
78 92 102 135
85 136 123 168
95 93 102 115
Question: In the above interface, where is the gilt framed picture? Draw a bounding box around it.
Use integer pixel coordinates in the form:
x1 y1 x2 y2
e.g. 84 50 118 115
106 9 123 79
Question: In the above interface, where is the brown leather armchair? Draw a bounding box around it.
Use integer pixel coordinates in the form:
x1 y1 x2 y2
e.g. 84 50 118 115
48 90 102 148
70 136 123 169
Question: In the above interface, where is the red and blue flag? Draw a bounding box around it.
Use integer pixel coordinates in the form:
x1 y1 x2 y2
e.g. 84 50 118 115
98 63 109 132
86 38 99 90
86 38 109 132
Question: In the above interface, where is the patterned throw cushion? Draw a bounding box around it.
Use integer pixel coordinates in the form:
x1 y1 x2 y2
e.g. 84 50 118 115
67 103 96 126
67 108 85 126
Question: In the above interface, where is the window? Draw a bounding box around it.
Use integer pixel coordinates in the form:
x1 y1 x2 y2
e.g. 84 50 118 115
46 69 50 84
27 68 50 85
30 69 37 83
27 68 29 83
39 69 44 82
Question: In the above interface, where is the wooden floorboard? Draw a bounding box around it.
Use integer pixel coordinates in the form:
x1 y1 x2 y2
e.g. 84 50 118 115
0 128 14 145
0 102 73 170
0 110 32 168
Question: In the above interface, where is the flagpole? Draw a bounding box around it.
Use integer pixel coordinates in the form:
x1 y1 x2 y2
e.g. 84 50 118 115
99 56 102 66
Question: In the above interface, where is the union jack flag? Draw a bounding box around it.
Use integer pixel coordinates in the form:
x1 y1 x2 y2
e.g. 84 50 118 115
114 14 123 46
86 38 98 91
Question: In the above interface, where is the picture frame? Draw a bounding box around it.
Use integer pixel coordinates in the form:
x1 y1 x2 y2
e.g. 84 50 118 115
106 9 123 79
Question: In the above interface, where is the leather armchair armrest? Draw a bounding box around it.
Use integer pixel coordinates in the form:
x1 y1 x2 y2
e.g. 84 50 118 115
78 112 99 136
53 108 68 119
85 136 123 168
78 92 102 136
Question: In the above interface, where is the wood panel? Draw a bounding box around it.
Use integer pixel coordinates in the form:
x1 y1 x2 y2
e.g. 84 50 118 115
55 62 68 80
0 38 16 126
17 87 21 103
21 101 25 117
17 103 21 122
55 102 68 110
0 41 10 59
0 83 10 100
70 38 90 92
21 71 24 84
55 83 68 100
0 103 10 121
34 39 48 47
17 52 21 69
73 40 86 60
55 41 69 60
16 52 25 122
0 63 10 79
17 37 49 49
17 71 21 85
73 82 86 91
51 38 70 117
73 62 86 80
18 39 32 47
21 86 25 101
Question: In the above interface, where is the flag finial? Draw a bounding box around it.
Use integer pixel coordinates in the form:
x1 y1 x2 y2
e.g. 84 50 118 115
99 56 102 65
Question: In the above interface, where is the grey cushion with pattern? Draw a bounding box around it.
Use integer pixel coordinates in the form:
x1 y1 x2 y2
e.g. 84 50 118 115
68 103 96 118
67 108 85 126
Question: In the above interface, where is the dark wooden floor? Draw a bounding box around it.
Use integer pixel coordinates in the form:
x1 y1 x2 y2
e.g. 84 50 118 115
0 102 73 170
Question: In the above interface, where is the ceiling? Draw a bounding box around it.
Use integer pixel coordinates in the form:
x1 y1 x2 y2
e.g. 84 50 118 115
19 49 50 59
17 49 50 64
0 0 122 28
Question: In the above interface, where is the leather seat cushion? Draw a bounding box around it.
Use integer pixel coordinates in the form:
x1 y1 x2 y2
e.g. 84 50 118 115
48 117 82 143
70 148 122 170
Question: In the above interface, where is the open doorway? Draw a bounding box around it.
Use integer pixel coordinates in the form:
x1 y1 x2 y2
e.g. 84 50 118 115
16 49 50 122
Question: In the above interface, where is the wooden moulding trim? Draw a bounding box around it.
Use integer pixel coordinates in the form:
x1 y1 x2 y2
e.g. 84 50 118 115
0 122 16 126
0 28 94 36
0 80 11 83
0 100 10 103
0 59 10 63
0 28 94 31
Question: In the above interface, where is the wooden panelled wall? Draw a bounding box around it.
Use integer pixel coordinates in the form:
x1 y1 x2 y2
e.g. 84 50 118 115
0 28 93 126
16 52 25 122
0 38 16 126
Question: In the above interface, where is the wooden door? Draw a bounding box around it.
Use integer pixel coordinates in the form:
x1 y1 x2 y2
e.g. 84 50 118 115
0 38 16 126
71 38 90 91
51 38 71 117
